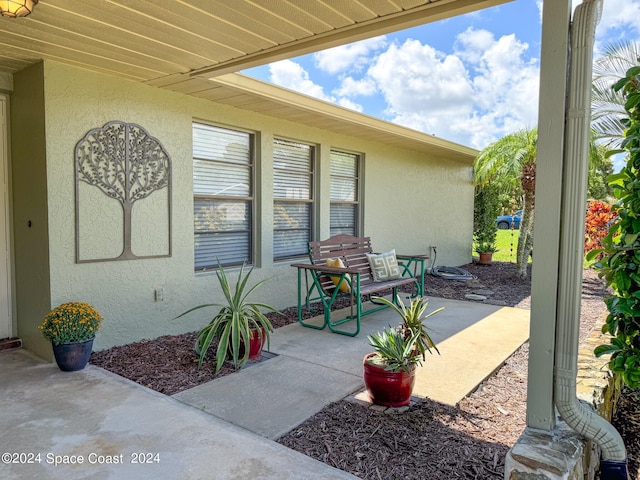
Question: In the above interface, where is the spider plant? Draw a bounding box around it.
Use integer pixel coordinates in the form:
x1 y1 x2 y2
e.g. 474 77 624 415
372 294 442 362
177 262 277 373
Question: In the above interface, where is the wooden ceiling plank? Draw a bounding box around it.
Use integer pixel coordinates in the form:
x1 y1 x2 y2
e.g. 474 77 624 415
144 73 193 88
318 0 384 23
43 1 246 62
26 11 222 68
193 90 251 103
0 38 156 81
349 0 401 16
107 0 281 55
394 0 439 9
247 0 341 34
0 22 188 76
0 56 30 72
170 0 302 46
191 0 511 77
161 78 224 95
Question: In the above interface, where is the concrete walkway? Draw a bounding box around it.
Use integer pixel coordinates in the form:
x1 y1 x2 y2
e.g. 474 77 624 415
174 297 530 439
0 297 529 479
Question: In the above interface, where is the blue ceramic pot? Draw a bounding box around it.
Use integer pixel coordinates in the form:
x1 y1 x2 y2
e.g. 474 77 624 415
52 338 95 371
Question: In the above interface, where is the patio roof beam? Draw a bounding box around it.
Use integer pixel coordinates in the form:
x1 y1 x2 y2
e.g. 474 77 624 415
189 0 512 78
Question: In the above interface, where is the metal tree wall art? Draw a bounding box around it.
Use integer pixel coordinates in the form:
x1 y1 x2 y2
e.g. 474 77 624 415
75 121 172 262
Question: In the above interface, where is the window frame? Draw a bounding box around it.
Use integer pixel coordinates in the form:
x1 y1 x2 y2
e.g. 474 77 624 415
192 122 255 271
272 137 315 261
329 149 361 237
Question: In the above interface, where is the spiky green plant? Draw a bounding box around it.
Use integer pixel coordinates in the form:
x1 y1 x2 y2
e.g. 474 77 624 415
177 262 277 373
367 329 421 373
372 294 442 362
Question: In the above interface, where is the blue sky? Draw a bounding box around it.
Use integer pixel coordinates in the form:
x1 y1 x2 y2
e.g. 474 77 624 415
243 0 640 159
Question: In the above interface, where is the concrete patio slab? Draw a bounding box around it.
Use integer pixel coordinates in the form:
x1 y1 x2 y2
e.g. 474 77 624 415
173 355 363 440
175 297 530 439
0 349 357 480
413 301 530 405
267 297 530 406
1 296 530 479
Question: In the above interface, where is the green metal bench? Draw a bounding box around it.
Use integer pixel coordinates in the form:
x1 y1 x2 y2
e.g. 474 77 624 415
291 235 428 336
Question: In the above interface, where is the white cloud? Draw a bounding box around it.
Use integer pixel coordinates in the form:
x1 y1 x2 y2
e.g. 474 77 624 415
368 39 473 114
268 59 363 111
365 31 539 149
336 97 363 112
537 0 543 22
269 60 330 101
595 0 640 36
334 76 377 97
314 36 387 75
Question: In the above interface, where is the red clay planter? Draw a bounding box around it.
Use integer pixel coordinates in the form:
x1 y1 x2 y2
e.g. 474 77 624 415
363 353 416 407
247 328 266 360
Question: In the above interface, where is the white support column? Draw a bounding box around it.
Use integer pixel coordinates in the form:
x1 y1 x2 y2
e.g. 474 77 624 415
526 0 572 430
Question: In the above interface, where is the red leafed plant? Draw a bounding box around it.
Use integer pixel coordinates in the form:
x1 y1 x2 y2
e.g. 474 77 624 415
584 200 617 255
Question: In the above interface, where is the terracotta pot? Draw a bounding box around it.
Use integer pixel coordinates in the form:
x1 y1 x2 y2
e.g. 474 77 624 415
363 353 416 407
477 252 493 265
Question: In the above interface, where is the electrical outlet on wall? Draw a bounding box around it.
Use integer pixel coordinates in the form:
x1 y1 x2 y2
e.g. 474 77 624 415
154 288 164 302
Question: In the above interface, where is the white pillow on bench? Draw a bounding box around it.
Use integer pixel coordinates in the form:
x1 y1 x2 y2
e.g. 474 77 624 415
366 249 401 282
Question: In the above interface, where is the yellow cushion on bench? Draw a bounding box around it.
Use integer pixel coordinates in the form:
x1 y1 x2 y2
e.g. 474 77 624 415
326 258 351 292
367 249 401 281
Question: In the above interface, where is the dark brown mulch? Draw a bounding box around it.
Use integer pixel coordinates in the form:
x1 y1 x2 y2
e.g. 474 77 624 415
90 261 639 479
89 299 351 395
612 387 640 478
425 261 532 309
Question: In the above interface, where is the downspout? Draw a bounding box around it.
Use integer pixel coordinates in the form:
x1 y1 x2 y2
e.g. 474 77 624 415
553 0 628 477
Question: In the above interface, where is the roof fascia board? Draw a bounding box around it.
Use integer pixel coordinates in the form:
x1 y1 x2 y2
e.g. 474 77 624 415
211 73 478 162
191 0 512 78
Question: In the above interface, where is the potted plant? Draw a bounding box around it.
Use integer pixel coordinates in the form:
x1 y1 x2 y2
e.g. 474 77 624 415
363 295 442 407
39 302 103 371
474 240 498 265
177 262 277 373
473 185 500 265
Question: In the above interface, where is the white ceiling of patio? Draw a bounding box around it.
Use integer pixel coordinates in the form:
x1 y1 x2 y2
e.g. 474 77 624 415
0 0 509 82
0 0 509 159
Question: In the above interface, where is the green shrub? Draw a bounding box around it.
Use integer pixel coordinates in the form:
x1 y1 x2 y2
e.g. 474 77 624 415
589 66 640 388
473 185 501 253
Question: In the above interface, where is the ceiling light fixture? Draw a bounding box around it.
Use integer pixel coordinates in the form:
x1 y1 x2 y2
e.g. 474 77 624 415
0 0 38 18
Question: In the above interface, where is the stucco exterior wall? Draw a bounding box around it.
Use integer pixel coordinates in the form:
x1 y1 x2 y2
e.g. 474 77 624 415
16 60 473 352
363 143 472 260
0 72 12 93
11 63 52 359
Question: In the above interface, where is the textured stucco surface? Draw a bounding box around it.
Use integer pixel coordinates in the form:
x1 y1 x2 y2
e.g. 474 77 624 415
13 60 474 352
0 72 12 92
11 63 51 359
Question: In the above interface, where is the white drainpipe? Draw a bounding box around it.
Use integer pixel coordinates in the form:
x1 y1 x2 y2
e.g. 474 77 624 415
553 0 627 467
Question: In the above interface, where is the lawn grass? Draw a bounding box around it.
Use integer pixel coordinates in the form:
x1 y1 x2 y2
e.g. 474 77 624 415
492 229 520 263
488 230 592 267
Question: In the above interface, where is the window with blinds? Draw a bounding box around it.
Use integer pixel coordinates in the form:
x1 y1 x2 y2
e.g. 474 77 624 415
330 150 360 236
273 138 314 260
193 123 253 270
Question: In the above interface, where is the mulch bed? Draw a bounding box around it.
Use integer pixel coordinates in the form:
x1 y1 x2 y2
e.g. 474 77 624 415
90 261 639 479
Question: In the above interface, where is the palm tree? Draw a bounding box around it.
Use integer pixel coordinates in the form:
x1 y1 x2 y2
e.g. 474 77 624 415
592 40 640 149
475 128 537 278
474 128 608 279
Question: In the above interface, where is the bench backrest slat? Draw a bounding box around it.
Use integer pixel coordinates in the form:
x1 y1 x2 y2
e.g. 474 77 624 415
308 235 374 285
